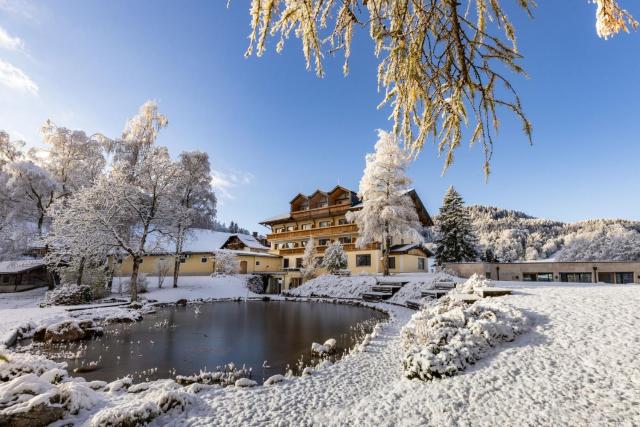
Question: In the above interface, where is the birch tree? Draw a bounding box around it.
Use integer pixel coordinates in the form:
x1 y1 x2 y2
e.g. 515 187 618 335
347 130 423 276
244 0 637 176
167 151 217 288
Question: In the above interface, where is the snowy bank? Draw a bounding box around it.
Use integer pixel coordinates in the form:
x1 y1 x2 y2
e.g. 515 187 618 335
401 296 530 380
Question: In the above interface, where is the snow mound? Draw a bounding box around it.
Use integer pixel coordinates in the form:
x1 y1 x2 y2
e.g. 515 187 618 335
88 383 195 427
388 272 459 304
457 273 493 294
287 275 376 299
401 296 530 381
0 352 67 382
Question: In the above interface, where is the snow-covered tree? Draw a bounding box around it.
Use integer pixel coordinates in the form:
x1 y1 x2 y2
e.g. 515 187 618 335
43 102 178 302
434 187 478 266
214 250 238 275
166 151 217 288
346 130 423 276
39 120 107 195
322 241 347 274
300 237 318 282
4 160 60 235
43 197 114 288
556 222 640 261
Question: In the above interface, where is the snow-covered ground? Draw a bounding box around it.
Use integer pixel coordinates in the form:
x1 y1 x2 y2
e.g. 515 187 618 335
112 274 259 303
1 277 640 425
0 275 257 347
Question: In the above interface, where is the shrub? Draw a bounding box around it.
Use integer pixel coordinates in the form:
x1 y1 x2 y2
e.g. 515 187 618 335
44 284 93 306
246 275 265 294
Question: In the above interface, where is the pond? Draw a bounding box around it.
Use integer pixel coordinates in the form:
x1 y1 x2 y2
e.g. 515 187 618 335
27 301 387 384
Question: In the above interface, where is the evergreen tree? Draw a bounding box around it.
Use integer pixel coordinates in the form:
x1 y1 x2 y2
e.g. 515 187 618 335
322 241 347 274
434 187 478 266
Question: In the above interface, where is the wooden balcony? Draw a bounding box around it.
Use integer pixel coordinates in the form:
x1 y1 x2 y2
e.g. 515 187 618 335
277 242 379 256
289 202 352 221
267 223 358 241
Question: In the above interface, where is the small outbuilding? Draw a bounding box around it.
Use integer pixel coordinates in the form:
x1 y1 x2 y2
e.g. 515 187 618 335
0 260 50 292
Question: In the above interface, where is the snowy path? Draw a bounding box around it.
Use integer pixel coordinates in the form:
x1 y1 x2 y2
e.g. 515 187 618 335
177 284 640 426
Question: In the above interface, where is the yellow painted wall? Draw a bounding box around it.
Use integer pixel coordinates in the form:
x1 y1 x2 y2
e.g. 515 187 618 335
115 253 283 277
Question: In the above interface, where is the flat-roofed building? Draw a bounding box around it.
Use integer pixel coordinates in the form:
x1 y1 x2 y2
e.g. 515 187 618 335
445 261 640 284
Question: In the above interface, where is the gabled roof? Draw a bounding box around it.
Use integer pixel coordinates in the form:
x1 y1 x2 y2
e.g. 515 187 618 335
222 234 269 251
328 185 356 195
390 243 434 257
289 193 309 204
0 259 45 274
146 229 269 254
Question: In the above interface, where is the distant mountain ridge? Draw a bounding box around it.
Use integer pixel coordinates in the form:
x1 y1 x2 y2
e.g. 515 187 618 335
464 205 640 262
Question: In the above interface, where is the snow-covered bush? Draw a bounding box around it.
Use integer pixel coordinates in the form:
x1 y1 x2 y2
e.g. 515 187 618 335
213 250 238 275
43 284 93 306
321 242 347 273
119 274 149 294
155 258 172 288
287 275 377 298
401 297 529 381
246 275 265 294
175 365 251 387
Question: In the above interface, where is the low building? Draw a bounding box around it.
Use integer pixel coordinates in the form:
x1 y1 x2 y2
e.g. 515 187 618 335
0 260 51 292
445 261 640 284
260 185 434 291
114 230 282 277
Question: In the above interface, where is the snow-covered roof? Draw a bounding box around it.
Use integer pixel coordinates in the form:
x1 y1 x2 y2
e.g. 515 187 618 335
260 213 291 225
233 234 269 251
0 259 45 274
147 229 269 254
390 243 434 256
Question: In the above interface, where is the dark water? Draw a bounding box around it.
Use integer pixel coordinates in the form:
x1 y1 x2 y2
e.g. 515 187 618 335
28 301 386 384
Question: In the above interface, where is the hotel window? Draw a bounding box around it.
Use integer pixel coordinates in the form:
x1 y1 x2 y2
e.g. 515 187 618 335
560 272 592 283
286 226 295 231
615 272 634 284
179 255 186 264
256 261 260 266
318 239 330 246
296 258 303 268
523 273 536 281
318 197 328 208
356 254 371 267
388 257 396 269
201 257 208 263
338 218 348 225
283 259 290 269
275 228 284 233
537 273 553 282
485 272 492 279
319 221 331 228
598 272 613 283
1 276 9 284
418 257 426 271
338 237 352 244
116 258 123 264
290 278 303 288
301 223 312 230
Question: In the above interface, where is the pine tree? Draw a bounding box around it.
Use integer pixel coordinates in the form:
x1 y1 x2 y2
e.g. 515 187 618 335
434 187 478 266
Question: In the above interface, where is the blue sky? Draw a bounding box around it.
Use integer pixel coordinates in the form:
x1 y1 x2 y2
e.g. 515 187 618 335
1 1 639 232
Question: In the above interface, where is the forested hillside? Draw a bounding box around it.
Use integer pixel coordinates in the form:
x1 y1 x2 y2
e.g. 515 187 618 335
450 206 640 262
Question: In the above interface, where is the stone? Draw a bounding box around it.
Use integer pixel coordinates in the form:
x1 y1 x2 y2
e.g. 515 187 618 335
176 299 188 306
0 402 65 427
44 321 86 343
32 327 46 342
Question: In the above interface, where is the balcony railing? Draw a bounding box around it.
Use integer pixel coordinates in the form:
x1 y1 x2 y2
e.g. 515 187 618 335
268 223 357 241
277 242 379 256
289 202 352 221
